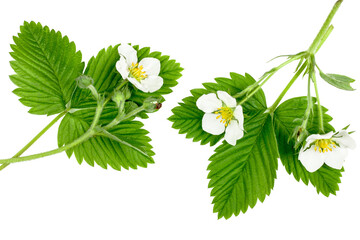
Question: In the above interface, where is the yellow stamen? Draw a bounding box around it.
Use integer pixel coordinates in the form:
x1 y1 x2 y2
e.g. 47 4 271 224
129 63 148 81
215 107 234 126
313 139 337 153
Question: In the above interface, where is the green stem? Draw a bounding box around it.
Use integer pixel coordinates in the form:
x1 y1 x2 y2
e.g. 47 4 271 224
312 71 325 133
0 111 67 170
0 129 95 164
0 81 130 167
103 106 146 130
315 25 334 53
0 97 106 165
268 63 307 113
302 74 314 128
308 0 343 54
234 54 302 101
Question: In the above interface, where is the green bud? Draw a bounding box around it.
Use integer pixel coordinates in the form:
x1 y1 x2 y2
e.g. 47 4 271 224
123 86 132 100
291 126 309 149
76 75 94 89
112 91 126 106
143 97 162 113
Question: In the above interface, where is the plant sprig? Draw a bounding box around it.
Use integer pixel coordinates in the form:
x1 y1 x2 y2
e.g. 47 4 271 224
169 0 356 219
0 21 183 171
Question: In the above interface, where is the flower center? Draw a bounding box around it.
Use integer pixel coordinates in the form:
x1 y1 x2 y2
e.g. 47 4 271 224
313 139 337 153
129 63 148 81
215 107 233 127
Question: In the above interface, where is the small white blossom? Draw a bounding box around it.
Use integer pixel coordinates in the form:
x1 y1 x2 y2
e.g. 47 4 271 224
196 91 244 146
298 130 356 172
116 44 163 93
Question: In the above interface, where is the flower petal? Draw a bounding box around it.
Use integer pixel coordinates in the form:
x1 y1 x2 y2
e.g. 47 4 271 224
224 120 244 146
217 91 236 108
139 57 161 76
118 44 137 66
334 130 356 150
298 147 325 172
304 132 334 148
324 146 348 169
141 75 163 93
116 57 130 79
233 105 244 130
128 77 146 92
202 113 225 135
196 93 222 113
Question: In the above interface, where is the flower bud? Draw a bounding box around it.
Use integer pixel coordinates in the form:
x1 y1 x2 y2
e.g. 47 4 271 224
76 75 94 89
112 91 125 106
143 97 162 113
122 86 132 100
292 126 309 149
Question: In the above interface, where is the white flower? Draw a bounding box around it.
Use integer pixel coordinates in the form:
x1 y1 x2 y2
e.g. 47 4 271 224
196 91 244 146
298 130 356 172
116 44 163 93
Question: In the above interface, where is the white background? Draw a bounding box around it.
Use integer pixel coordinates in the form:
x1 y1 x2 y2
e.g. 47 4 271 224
0 0 359 239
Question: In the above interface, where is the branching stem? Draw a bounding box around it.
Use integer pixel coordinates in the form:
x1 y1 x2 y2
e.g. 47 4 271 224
0 110 67 170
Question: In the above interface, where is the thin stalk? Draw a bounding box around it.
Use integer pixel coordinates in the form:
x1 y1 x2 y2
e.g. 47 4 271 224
0 129 95 164
302 74 314 128
0 97 106 165
234 54 302 100
0 111 67 171
103 106 146 130
0 80 130 167
268 63 307 113
312 72 325 133
308 0 343 54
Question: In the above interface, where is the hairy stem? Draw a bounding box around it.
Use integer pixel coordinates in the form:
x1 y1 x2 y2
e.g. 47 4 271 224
302 74 314 128
0 111 67 171
312 71 325 133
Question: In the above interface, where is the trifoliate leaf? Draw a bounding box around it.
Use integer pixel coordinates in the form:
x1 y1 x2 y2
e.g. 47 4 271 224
57 107 154 171
169 73 266 146
274 97 343 196
319 71 355 91
10 21 84 115
208 112 278 219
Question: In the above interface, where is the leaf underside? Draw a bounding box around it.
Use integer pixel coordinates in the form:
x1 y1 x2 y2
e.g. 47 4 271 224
274 96 343 196
319 71 355 91
10 21 84 115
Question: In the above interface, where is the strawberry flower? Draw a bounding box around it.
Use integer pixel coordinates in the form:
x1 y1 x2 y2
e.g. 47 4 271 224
298 130 356 172
196 91 244 146
116 44 163 93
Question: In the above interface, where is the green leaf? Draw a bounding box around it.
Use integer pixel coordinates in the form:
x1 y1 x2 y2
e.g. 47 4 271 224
274 97 343 196
70 45 122 108
10 21 84 115
57 108 154 171
169 73 266 146
319 71 355 91
70 44 182 119
208 112 278 219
